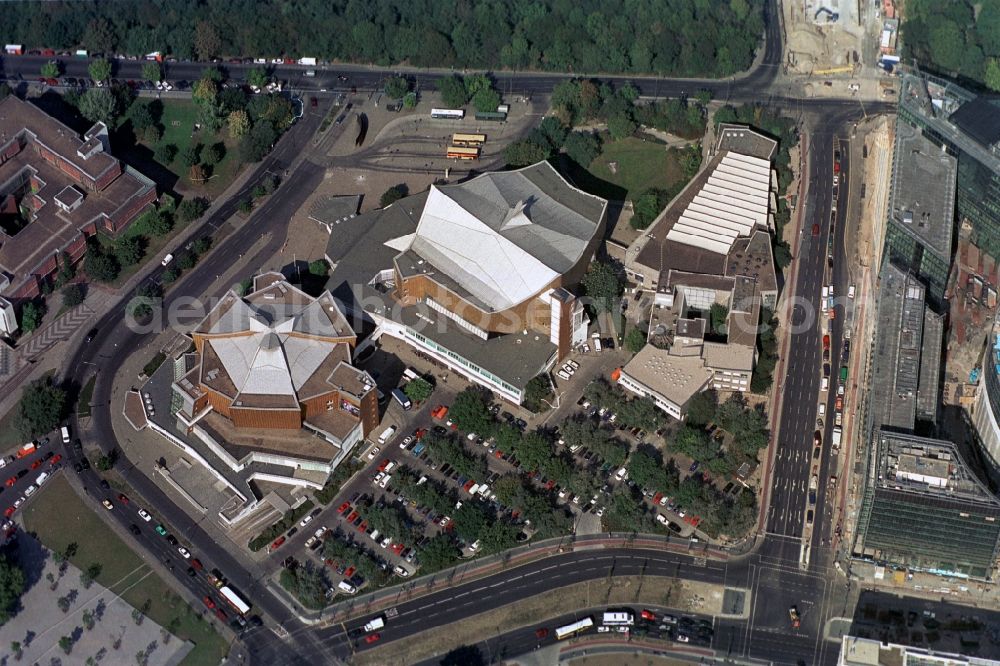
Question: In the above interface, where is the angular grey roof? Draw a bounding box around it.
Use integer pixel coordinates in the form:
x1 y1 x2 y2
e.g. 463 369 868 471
395 162 607 312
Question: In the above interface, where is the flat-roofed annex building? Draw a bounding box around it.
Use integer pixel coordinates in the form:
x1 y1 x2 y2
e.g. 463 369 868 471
167 272 378 484
852 429 1000 580
0 95 156 302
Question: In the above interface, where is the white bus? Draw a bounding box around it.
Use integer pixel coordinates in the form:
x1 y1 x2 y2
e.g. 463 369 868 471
602 610 634 626
555 616 594 640
219 586 251 615
431 108 465 119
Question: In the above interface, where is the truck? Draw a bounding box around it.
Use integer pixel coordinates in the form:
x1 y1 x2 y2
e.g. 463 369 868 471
74 49 88 58
298 57 317 66
840 366 848 382
789 606 801 628
4 45 23 56
832 427 842 448
364 616 385 633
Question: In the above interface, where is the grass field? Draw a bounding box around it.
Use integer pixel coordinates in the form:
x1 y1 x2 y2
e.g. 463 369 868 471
0 405 21 450
133 99 242 199
22 475 228 666
576 136 688 202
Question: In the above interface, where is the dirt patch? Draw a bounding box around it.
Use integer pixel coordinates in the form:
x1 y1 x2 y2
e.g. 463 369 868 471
352 576 727 666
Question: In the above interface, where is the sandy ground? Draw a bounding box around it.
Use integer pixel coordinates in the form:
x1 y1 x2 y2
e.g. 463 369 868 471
352 577 728 666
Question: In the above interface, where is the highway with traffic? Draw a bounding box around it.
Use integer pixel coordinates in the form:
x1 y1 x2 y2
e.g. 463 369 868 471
4 0 897 662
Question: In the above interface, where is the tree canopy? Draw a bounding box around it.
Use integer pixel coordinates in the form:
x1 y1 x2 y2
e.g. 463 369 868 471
902 0 1000 88
0 555 25 625
17 378 67 439
580 260 623 313
0 1 763 77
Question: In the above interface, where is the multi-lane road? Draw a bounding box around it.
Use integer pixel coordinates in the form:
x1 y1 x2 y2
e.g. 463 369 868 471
13 1 900 662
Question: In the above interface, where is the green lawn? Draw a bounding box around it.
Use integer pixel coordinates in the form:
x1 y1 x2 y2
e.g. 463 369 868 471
22 475 229 666
578 136 688 202
134 99 243 199
0 404 21 450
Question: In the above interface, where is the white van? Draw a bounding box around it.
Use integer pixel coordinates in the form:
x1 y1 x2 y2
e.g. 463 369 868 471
848 285 856 299
821 377 830 392
592 336 603 352
60 426 70 444
35 471 49 486
378 426 397 445
468 483 481 496
24 484 37 497
161 253 174 267
337 580 357 595
821 286 829 300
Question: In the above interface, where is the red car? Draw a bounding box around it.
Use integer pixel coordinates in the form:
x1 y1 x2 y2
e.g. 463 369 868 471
49 454 62 465
3 507 14 518
390 542 405 555
337 502 350 514
640 609 656 621
270 536 286 551
378 459 390 472
357 521 368 532
364 633 381 644
5 477 16 488
812 223 820 236
202 596 216 610
117 493 129 504
462 480 475 492
190 558 203 571
535 627 549 639
344 565 356 577
30 460 42 470
834 161 841 174
414 428 427 439
346 511 359 522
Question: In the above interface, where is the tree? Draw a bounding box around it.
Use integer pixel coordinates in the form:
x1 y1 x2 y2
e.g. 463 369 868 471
114 236 143 267
180 144 201 168
504 139 549 167
403 377 433 403
193 20 222 61
88 58 112 83
16 379 66 439
78 88 121 126
524 375 552 412
192 78 217 104
239 121 276 163
141 61 162 83
630 188 668 230
580 260 622 313
308 259 328 276
202 142 224 167
403 91 418 109
418 535 460 572
154 143 177 164
672 425 718 461
95 449 118 471
607 112 637 140
61 284 84 308
438 75 468 108
59 635 73 654
538 116 568 148
228 110 251 138
0 556 25 625
685 390 717 427
379 184 408 208
40 61 60 79
127 102 154 132
448 388 494 435
84 248 120 283
709 303 729 336
384 76 409 99
55 251 76 288
20 301 44 333
177 197 209 222
472 87 501 113
563 130 601 166
624 327 646 354
80 563 102 588
247 68 269 89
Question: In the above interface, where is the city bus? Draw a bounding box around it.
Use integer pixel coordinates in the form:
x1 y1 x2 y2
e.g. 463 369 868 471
555 616 594 640
602 610 634 626
451 133 486 147
219 586 251 615
446 146 479 160
431 108 465 119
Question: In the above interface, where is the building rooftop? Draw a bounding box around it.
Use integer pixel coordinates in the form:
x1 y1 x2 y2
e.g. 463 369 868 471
949 96 1000 150
888 122 957 258
726 229 778 296
869 262 942 431
308 194 361 228
393 162 606 312
715 123 778 161
621 344 714 407
854 429 1000 578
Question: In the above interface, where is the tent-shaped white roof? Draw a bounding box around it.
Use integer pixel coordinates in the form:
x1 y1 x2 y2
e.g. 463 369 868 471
666 151 772 256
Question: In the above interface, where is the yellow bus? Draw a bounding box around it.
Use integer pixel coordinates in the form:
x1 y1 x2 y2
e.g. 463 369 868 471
446 146 479 160
451 133 486 147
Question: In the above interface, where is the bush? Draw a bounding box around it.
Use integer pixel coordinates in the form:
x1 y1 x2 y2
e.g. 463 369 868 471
248 500 315 551
142 352 166 377
61 284 84 308
379 184 408 208
177 198 209 223
308 259 328 276
384 76 409 99
20 301 44 333
238 199 253 215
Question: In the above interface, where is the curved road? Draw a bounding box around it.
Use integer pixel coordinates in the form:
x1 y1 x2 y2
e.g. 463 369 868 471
44 2 890 663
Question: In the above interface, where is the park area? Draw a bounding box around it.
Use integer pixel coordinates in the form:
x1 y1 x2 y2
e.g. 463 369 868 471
21 475 228 665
